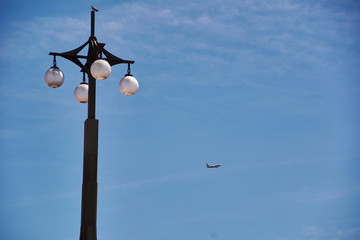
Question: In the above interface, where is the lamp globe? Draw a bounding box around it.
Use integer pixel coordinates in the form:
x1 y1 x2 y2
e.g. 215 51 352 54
119 74 139 96
74 82 89 103
44 67 64 88
90 59 111 80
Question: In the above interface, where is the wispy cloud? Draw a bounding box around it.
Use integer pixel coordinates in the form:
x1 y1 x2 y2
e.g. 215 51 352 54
2 190 79 208
0 16 88 60
3 1 357 65
302 225 360 240
102 170 192 192
303 225 327 239
280 185 360 203
104 1 359 58
0 127 22 139
334 227 360 240
2 0 358 115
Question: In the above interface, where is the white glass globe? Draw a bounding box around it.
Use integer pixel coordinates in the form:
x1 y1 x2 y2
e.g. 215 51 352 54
90 59 111 80
44 67 64 88
74 82 89 103
119 74 139 96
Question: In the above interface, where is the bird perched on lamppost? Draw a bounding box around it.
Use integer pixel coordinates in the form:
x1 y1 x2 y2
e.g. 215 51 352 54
91 5 99 12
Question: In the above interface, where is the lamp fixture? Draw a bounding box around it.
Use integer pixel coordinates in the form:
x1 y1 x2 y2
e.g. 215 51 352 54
119 63 139 95
74 72 89 103
44 56 64 88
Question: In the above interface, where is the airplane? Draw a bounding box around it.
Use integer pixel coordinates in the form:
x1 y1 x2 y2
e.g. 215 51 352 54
206 163 222 168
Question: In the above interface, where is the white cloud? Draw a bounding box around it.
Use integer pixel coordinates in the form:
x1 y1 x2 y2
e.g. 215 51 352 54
2 0 358 116
304 225 327 239
301 225 360 240
280 185 360 203
334 227 360 240
3 0 357 68
103 175 171 190
0 16 89 60
0 129 21 139
102 170 191 191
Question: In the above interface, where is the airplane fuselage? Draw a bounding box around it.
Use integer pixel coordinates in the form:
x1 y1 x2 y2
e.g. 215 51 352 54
206 163 221 168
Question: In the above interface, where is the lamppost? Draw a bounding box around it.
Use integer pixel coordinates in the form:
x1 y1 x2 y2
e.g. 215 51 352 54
44 7 139 240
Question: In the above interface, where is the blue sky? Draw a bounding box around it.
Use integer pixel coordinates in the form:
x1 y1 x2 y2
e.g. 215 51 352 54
0 0 359 239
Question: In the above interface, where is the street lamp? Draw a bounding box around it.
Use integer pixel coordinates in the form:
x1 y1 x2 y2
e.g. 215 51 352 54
44 7 138 240
119 64 139 96
74 80 89 103
90 59 111 80
44 64 64 88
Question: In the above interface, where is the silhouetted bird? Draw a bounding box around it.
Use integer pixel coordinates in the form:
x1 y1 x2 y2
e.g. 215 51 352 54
91 6 99 12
